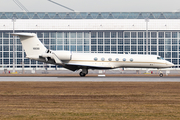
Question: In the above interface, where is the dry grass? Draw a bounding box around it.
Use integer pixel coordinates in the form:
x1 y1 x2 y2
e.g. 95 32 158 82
0 82 180 120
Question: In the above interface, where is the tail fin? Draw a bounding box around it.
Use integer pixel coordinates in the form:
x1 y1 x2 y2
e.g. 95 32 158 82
11 33 47 58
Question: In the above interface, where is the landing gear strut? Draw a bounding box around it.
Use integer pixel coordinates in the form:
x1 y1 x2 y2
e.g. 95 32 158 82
79 68 88 77
159 73 163 77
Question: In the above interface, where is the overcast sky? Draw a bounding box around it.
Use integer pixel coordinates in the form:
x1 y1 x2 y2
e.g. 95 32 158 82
0 0 180 12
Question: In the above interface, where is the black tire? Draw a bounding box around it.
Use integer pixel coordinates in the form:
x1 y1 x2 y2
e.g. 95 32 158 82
159 73 163 77
79 72 86 77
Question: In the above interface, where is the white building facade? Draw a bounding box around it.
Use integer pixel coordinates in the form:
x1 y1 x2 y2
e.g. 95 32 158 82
0 12 180 69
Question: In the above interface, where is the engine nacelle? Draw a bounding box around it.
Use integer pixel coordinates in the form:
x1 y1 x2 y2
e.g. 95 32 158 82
52 51 72 61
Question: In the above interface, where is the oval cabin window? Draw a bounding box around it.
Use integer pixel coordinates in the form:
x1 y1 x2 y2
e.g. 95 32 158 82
123 58 126 61
101 57 105 61
94 57 98 61
130 58 133 62
115 58 119 61
108 58 112 61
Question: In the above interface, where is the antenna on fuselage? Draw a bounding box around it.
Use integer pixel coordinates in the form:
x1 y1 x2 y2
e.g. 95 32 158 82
13 0 29 12
48 0 78 12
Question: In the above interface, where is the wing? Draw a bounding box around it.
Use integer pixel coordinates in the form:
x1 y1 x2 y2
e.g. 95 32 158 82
64 63 113 71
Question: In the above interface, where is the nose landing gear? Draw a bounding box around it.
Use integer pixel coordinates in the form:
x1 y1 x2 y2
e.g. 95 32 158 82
159 73 163 77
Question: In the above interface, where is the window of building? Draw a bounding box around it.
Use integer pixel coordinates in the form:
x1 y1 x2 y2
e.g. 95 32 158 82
98 39 103 44
70 32 76 38
131 39 137 44
172 32 177 38
51 39 56 44
84 39 89 44
172 46 177 51
105 46 110 51
138 39 143 44
57 39 63 44
158 39 164 44
151 46 157 51
118 32 123 38
165 52 171 58
124 39 130 44
77 46 83 51
165 39 171 44
77 32 82 38
118 46 123 51
104 32 110 38
98 46 103 51
172 39 177 44
98 32 103 38
84 32 89 38
172 52 177 58
124 32 130 38
111 39 116 44
159 46 164 51
138 46 143 51
165 32 171 38
50 32 56 38
125 46 130 51
91 39 97 44
57 32 63 38
105 39 110 44
151 39 157 44
158 32 164 38
151 32 157 38
111 46 116 51
131 32 136 38
91 46 97 51
77 39 83 44
131 46 137 51
138 32 143 38
118 39 123 44
111 32 116 38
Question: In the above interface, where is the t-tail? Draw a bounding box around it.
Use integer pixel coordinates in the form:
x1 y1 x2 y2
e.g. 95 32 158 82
11 33 63 64
11 33 47 59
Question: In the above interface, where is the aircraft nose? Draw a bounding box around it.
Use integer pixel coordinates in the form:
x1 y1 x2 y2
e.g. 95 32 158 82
166 61 174 67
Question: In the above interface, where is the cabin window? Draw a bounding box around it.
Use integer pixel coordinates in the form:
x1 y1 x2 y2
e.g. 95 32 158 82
94 57 98 61
108 58 112 61
101 57 105 61
130 58 133 62
123 58 126 61
115 58 119 61
157 57 161 60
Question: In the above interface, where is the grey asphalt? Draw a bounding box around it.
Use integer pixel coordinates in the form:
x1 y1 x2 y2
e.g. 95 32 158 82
0 77 180 82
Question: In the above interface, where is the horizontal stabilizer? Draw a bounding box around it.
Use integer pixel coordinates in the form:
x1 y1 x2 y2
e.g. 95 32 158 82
11 33 35 37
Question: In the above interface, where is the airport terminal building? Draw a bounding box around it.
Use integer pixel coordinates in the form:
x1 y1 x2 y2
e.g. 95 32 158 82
0 12 180 70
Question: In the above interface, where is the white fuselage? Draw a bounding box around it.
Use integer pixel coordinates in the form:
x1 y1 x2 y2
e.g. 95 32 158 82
52 51 174 69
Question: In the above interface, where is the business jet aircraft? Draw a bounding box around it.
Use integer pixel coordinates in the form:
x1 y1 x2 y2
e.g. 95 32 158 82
12 33 174 77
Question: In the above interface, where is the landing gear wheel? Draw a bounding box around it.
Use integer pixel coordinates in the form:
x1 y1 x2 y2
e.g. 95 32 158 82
79 72 86 77
159 73 163 77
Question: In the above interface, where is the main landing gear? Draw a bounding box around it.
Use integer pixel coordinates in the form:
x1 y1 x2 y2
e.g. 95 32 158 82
79 68 88 77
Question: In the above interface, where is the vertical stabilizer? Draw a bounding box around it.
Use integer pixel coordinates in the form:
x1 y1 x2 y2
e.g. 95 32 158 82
11 33 47 58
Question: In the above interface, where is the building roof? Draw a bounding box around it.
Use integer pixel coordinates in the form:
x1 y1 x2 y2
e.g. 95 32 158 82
1 12 180 19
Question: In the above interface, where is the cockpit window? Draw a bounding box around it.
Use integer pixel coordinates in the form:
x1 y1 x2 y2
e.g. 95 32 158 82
157 57 164 60
157 57 161 60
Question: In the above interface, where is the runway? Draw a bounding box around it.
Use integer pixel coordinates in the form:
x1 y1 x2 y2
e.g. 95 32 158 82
0 76 180 82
